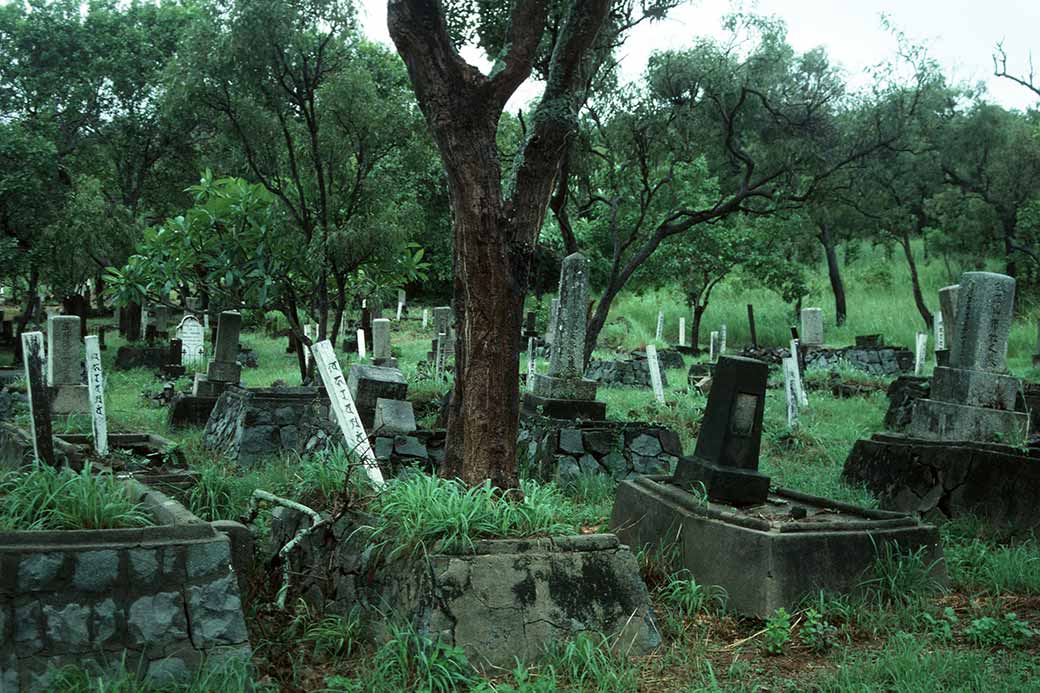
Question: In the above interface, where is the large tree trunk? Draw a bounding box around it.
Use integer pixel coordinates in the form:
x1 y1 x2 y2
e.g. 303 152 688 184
900 231 933 329
818 222 847 326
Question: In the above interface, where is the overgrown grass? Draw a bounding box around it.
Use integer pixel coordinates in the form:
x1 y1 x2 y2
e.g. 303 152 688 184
0 462 152 530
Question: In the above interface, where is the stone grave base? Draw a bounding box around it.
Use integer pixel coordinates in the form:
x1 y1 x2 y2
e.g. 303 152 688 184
203 386 330 466
739 345 913 377
610 475 945 618
167 393 219 429
884 376 930 430
50 384 89 415
519 417 682 482
267 509 660 671
907 398 1029 445
372 430 445 474
521 393 606 421
843 433 1040 531
0 477 251 692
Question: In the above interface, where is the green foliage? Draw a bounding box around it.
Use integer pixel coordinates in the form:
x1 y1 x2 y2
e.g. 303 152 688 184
964 612 1036 649
289 600 363 661
658 571 728 618
0 463 151 531
538 632 639 693
367 475 579 557
762 608 792 655
46 654 259 692
798 607 839 653
860 542 944 610
919 607 959 642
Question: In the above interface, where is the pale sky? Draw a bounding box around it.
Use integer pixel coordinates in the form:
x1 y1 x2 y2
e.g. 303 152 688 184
360 0 1039 111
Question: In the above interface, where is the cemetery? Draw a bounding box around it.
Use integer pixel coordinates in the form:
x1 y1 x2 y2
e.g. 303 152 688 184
3 1 1040 691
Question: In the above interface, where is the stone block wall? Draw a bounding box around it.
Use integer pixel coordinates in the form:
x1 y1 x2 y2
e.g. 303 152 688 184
585 359 669 388
0 496 249 690
740 345 913 377
203 387 330 466
519 418 683 483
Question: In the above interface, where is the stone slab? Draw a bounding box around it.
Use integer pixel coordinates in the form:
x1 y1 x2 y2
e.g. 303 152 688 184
522 393 606 422
907 398 1029 445
610 475 946 618
529 373 598 401
49 385 89 416
929 366 1023 410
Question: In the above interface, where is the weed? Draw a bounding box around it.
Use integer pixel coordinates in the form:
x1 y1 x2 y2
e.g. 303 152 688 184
762 608 792 655
540 632 639 692
919 606 959 642
964 612 1036 649
658 570 728 618
798 608 839 653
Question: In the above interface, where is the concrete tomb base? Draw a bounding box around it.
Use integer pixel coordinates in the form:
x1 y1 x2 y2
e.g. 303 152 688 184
167 393 219 429
267 509 660 672
347 365 408 429
843 433 1040 531
49 384 89 415
610 475 946 618
521 393 607 422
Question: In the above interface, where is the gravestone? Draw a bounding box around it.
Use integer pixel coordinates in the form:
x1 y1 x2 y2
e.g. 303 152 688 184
422 308 429 329
396 289 406 320
430 306 453 362
21 331 55 466
646 344 665 404
435 331 447 381
709 331 719 363
938 284 960 348
177 315 206 368
357 328 367 360
800 308 824 346
720 324 727 355
312 341 385 487
347 364 408 429
193 311 242 398
527 336 537 387
671 356 770 506
782 357 799 431
913 332 928 376
934 312 946 354
907 272 1028 444
655 311 664 341
679 317 686 347
84 335 108 456
525 253 606 420
46 315 88 414
373 398 417 434
789 338 808 406
372 318 393 366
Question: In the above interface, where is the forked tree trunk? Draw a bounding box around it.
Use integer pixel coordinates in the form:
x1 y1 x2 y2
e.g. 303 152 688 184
900 231 933 329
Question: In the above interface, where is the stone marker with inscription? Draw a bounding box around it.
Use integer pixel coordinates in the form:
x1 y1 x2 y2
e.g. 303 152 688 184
178 315 206 368
800 308 824 346
646 344 665 404
192 311 242 397
47 315 89 414
85 335 108 456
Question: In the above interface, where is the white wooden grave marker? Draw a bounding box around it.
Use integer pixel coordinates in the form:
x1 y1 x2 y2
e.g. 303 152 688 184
679 317 686 347
422 309 429 329
85 336 108 456
655 311 664 341
720 324 727 355
782 356 800 431
527 336 536 389
709 331 719 362
934 312 946 352
914 331 928 376
435 331 447 381
310 340 385 488
789 338 809 406
646 344 665 404
356 328 367 360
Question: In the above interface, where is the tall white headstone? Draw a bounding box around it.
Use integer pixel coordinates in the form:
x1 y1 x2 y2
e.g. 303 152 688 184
720 324 727 355
914 331 928 376
646 344 665 404
422 308 429 329
934 312 946 352
177 315 206 368
679 317 686 347
782 356 800 431
356 328 367 360
84 336 108 456
709 331 719 363
800 307 824 346
396 289 406 321
655 311 664 341
310 340 385 488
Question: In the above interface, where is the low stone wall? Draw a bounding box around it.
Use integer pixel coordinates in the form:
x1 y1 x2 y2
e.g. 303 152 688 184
740 345 913 376
372 431 445 475
0 480 250 691
585 359 665 388
267 511 659 671
203 386 330 466
519 417 683 483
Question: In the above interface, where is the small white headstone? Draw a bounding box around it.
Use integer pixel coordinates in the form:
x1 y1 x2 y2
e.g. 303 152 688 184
356 329 367 360
203 313 210 331
646 344 665 404
720 324 727 355
527 336 537 389
655 311 664 341
422 309 429 329
84 336 108 456
679 317 686 347
789 338 808 406
396 303 403 321
782 357 800 431
709 331 719 363
177 315 206 368
310 340 385 488
914 331 928 375
934 312 946 352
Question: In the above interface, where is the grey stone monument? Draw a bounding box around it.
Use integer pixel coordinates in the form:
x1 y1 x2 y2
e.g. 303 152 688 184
524 253 605 420
372 318 394 367
193 311 242 397
545 298 561 348
373 397 417 434
430 306 453 362
800 308 824 346
47 315 89 414
908 272 1028 444
671 356 771 506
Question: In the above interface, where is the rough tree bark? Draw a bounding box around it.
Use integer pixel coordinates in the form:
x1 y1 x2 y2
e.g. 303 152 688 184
388 0 611 489
818 222 847 326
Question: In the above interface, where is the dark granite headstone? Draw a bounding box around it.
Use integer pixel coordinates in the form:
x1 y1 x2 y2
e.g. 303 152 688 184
671 355 770 506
